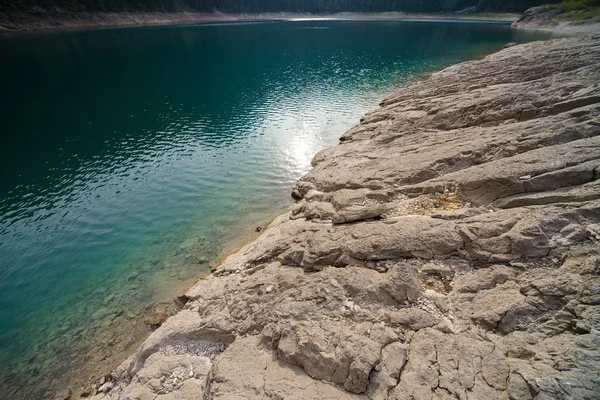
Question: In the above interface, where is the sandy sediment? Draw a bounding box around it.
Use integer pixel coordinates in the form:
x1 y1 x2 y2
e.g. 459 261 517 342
82 32 600 400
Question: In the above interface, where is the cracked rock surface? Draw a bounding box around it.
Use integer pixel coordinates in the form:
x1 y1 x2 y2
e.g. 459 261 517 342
92 35 600 400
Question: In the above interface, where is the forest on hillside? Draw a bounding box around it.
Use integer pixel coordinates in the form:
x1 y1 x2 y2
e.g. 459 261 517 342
0 0 562 14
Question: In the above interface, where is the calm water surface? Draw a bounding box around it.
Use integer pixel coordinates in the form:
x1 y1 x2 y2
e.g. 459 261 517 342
0 20 554 398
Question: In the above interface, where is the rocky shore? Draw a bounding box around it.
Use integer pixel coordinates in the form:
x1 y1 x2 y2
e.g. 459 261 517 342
512 6 600 34
85 34 600 400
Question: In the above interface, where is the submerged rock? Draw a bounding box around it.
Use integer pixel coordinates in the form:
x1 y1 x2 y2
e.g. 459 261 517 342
53 388 71 400
92 35 600 400
147 306 168 327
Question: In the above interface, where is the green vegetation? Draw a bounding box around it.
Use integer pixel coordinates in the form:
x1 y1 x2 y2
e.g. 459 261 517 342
475 0 558 12
563 9 600 19
0 0 177 12
551 0 600 20
0 0 563 14
559 0 600 11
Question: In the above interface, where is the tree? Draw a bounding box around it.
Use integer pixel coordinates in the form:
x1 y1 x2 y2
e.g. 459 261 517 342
0 0 562 14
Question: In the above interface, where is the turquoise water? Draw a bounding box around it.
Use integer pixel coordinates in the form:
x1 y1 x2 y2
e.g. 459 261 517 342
0 20 554 398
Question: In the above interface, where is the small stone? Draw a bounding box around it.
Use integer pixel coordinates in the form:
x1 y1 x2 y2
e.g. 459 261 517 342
148 378 162 391
53 388 71 400
265 285 273 293
587 224 600 241
103 293 116 306
175 293 190 306
148 306 168 326
574 320 591 334
98 382 114 393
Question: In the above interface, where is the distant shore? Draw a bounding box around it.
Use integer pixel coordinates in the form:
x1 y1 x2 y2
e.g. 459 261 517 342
0 11 519 34
511 6 600 35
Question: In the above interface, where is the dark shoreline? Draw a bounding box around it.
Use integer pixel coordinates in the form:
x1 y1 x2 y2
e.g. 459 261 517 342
0 10 518 34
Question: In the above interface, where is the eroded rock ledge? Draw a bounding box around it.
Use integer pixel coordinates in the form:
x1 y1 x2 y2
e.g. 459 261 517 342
92 34 600 400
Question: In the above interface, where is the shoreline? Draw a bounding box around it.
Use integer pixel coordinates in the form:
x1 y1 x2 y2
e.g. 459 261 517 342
512 20 600 35
50 206 289 399
0 11 519 34
5 13 597 399
88 33 600 400
511 6 600 35
32 35 515 399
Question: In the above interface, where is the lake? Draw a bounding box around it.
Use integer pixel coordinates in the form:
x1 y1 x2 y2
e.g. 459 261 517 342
0 19 554 398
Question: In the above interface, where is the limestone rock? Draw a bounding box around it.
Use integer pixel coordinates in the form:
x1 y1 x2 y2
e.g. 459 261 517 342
53 388 71 400
514 6 563 28
148 306 168 327
332 203 393 224
93 35 600 400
